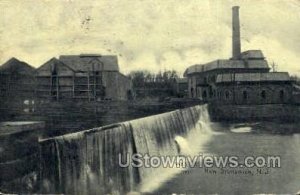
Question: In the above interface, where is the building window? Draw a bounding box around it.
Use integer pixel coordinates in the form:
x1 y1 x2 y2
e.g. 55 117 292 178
261 90 266 99
225 91 230 99
212 75 216 82
202 90 207 99
191 87 194 97
243 91 248 100
279 90 284 101
209 87 213 98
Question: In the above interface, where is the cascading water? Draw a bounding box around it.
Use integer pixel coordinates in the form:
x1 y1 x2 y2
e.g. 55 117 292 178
39 104 213 194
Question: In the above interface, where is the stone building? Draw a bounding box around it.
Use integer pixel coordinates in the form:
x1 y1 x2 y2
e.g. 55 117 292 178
184 6 292 105
214 72 292 105
36 54 132 101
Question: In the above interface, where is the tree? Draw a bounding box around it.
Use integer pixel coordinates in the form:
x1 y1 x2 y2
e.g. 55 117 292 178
128 70 149 87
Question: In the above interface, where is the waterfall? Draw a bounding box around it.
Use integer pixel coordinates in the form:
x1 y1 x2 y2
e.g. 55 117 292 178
39 104 213 194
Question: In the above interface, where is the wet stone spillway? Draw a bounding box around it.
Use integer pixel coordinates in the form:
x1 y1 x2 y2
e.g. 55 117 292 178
39 105 213 194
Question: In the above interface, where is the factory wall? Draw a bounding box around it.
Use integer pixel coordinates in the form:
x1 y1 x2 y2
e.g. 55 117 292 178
0 74 36 99
35 61 132 101
213 83 292 105
102 72 132 100
36 62 75 99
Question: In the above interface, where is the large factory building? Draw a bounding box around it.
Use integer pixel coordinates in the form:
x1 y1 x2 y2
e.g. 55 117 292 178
0 54 132 102
35 54 132 101
184 6 292 105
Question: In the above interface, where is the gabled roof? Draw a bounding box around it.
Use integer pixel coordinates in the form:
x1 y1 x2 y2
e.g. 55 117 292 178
59 54 119 72
36 57 75 72
216 72 291 83
0 57 35 74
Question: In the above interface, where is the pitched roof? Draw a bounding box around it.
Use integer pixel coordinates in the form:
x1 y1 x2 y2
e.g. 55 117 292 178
36 58 75 76
216 72 291 83
240 50 264 60
0 57 35 74
184 58 270 76
37 57 75 71
59 54 119 72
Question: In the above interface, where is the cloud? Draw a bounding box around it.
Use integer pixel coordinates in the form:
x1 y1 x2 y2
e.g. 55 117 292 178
1 0 300 76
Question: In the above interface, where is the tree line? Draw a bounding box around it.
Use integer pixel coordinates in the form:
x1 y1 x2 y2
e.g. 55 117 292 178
128 70 179 88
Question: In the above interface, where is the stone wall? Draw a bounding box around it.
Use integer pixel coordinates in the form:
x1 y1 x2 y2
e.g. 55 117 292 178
214 83 293 105
209 104 299 122
0 122 45 193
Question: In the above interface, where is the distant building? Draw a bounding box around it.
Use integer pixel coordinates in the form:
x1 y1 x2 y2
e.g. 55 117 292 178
0 57 35 101
184 6 292 105
35 54 132 101
174 78 188 98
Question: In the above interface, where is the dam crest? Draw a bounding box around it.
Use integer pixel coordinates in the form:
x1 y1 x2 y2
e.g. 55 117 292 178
39 104 213 194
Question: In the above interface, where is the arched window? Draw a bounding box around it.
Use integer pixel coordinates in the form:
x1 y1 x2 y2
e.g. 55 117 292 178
225 91 230 99
191 87 194 97
279 90 284 101
261 90 266 99
202 90 207 99
243 91 248 100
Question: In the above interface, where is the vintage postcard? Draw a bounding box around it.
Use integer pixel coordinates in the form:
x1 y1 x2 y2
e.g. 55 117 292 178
0 0 299 194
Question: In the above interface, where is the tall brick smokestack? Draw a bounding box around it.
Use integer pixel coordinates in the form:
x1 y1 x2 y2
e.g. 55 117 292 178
232 6 241 59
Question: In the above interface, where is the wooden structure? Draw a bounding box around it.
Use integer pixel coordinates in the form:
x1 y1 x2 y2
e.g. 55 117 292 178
0 58 35 101
35 55 132 101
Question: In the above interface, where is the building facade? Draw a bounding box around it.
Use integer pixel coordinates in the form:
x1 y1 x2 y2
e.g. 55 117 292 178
35 54 132 101
214 72 292 105
174 78 188 98
0 58 36 101
184 6 293 105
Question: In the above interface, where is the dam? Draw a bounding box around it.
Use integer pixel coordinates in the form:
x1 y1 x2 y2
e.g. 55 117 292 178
37 104 300 194
39 105 213 194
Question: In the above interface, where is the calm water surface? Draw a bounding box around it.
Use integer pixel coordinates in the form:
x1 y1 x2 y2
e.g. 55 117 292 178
154 123 300 194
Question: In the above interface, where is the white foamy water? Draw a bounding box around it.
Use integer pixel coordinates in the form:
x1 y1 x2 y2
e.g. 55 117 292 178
39 104 215 195
137 105 214 193
230 126 252 133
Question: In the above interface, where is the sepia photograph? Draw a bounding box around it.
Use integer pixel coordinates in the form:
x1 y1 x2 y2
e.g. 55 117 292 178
0 0 299 194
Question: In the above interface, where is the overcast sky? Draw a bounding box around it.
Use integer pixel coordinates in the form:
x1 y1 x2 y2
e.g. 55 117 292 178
1 0 300 76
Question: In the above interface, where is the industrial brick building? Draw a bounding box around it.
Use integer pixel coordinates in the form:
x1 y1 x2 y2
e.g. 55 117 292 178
184 6 292 105
35 54 132 101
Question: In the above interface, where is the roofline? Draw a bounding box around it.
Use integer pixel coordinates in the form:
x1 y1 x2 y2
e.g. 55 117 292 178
184 66 270 76
36 57 76 72
215 72 291 83
0 57 35 71
59 54 118 58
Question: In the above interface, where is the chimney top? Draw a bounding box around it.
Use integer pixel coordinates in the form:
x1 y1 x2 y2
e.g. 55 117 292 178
232 5 241 60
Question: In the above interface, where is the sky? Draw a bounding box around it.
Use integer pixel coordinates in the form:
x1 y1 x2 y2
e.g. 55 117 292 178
1 0 300 76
